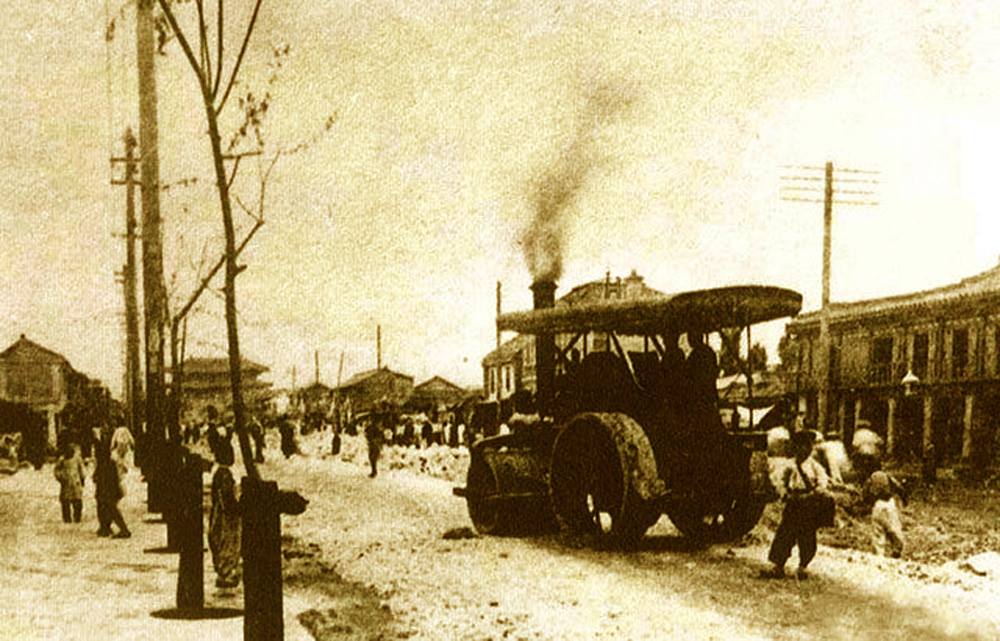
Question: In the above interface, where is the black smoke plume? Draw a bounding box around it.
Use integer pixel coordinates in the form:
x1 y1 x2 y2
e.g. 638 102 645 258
521 80 637 282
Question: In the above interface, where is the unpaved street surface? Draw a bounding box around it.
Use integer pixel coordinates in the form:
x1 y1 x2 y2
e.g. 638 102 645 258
3 438 998 641
272 438 1000 641
0 465 316 641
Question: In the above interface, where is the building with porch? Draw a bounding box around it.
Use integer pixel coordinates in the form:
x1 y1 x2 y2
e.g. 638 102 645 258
784 263 1000 470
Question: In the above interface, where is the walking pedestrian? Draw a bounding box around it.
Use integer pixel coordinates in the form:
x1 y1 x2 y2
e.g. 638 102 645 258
760 430 833 580
249 415 266 463
94 435 130 539
279 416 297 459
209 439 242 588
110 425 134 483
53 442 85 523
364 415 384 478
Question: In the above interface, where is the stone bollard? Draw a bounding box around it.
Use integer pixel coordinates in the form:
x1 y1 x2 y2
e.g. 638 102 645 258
241 478 308 641
176 451 204 610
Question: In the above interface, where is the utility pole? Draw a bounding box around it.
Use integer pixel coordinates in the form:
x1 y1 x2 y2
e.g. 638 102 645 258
376 324 382 370
314 350 320 386
781 162 879 435
496 281 502 350
136 0 168 472
111 128 143 437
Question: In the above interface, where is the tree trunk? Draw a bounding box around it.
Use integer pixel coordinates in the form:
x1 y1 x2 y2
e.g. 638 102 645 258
202 99 258 479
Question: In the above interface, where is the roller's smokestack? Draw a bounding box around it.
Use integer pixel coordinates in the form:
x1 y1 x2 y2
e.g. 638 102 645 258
531 280 557 415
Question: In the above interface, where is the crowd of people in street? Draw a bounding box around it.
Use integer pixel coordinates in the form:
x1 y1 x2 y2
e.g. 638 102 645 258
4 355 914 593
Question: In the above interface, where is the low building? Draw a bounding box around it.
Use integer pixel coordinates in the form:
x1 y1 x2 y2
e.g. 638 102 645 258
290 382 333 423
177 356 272 422
405 376 467 416
336 367 413 414
0 334 113 446
784 263 1000 470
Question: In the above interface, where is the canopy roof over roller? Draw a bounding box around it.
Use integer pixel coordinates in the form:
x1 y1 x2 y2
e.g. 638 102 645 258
496 286 802 335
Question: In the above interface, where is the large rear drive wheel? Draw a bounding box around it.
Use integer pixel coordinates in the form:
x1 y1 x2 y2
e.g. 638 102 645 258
549 416 651 546
666 495 765 544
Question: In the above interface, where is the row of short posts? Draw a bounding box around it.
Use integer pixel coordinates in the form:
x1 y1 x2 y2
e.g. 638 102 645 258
148 445 306 640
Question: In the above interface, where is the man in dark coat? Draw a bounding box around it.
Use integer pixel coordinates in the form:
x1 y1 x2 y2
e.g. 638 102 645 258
94 433 130 538
364 413 384 478
279 417 297 459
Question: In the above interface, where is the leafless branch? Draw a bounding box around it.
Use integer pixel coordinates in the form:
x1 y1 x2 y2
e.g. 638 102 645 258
173 216 264 324
213 0 224 97
195 0 212 88
216 0 265 113
226 155 242 190
157 0 212 100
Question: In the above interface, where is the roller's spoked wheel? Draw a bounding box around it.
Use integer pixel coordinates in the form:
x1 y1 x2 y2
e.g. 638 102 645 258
550 421 648 547
584 437 623 537
666 494 765 544
466 457 507 535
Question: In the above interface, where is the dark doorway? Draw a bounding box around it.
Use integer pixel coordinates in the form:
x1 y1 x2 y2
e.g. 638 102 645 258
898 396 923 461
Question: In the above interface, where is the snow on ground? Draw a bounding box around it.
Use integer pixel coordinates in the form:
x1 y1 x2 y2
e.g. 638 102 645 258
276 431 1000 641
0 458 315 641
4 429 999 640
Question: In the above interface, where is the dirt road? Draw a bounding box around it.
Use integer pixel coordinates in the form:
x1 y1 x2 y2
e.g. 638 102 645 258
273 451 1000 641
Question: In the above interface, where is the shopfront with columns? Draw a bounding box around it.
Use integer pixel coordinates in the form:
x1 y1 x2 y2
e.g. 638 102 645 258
785 263 1000 475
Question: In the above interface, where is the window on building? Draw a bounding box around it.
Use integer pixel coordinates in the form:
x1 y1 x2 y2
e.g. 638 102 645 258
502 366 509 393
952 328 969 378
912 333 929 379
871 336 893 384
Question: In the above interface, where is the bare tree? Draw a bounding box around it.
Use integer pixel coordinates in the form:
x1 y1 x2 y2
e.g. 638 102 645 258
155 0 270 477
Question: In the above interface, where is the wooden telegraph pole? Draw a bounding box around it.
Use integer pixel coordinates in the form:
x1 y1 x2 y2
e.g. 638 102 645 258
496 281 502 349
781 162 879 435
136 0 169 483
111 129 143 437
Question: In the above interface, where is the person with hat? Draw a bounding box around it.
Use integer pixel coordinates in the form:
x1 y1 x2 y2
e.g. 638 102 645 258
761 430 831 579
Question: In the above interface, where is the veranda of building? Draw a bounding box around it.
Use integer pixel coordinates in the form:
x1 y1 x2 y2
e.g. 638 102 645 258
784 263 1000 472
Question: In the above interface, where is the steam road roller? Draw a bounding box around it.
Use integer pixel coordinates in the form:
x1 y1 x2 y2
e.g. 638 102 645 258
453 281 802 546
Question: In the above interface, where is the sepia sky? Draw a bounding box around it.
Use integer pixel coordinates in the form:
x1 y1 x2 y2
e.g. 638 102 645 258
3 0 1000 395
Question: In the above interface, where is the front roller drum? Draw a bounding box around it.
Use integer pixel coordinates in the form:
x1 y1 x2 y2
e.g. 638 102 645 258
465 456 555 536
548 415 655 547
466 456 507 535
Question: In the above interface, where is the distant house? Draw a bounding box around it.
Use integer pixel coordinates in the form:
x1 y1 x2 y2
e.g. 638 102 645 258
482 270 665 404
405 376 467 415
0 334 112 445
177 356 272 422
291 382 333 418
336 367 413 414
